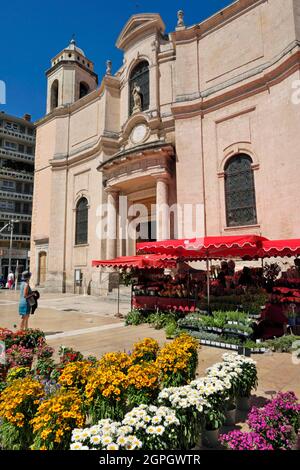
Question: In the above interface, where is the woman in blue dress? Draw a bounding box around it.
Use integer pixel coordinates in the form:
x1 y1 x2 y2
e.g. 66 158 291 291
19 271 33 330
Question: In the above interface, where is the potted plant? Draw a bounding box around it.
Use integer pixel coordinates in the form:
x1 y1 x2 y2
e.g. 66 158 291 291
203 409 225 448
236 362 258 411
224 398 237 426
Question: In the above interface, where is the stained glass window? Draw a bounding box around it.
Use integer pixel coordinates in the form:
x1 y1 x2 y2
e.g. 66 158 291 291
129 61 149 115
75 197 88 245
225 154 257 227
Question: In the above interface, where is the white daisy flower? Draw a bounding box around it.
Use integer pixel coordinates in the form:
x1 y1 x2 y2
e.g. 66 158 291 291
146 426 156 434
70 442 83 450
117 435 127 446
107 443 119 450
90 435 101 445
152 415 162 424
101 435 113 445
155 426 165 435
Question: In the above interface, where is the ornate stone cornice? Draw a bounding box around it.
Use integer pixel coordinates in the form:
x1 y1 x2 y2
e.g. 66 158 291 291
98 142 174 172
103 149 174 190
50 135 119 170
170 0 267 45
172 46 300 119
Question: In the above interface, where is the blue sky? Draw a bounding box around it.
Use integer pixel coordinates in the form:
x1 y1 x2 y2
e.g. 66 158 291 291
0 0 232 121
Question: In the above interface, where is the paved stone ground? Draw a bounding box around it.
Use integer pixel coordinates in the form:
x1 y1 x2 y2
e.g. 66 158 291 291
1 289 299 398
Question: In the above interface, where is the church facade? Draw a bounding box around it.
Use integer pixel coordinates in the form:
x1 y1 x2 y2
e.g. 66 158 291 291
31 0 300 293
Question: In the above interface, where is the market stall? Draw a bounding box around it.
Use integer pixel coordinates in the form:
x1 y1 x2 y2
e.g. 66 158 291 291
137 235 267 306
137 236 300 334
93 237 300 333
92 254 204 312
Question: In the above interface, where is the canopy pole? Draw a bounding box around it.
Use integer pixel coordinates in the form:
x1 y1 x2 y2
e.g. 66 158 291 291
187 268 190 308
206 256 210 311
117 271 120 317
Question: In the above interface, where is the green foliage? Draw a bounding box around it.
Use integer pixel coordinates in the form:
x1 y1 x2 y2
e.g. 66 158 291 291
125 309 146 326
223 323 253 336
165 321 178 339
205 408 226 431
6 366 31 383
2 329 45 350
148 312 177 330
0 420 33 450
58 346 84 364
34 358 56 380
178 311 251 333
265 335 300 353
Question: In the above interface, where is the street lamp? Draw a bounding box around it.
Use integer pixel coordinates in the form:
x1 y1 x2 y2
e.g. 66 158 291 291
8 219 19 274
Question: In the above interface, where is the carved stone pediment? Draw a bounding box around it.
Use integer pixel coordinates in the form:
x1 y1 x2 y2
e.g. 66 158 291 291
116 14 165 51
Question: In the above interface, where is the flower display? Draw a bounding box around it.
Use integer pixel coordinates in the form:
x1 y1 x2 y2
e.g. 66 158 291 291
155 333 199 387
247 392 300 449
70 418 142 450
220 430 274 450
189 376 231 430
131 338 159 363
58 361 94 393
85 365 129 422
97 351 132 371
5 344 34 368
206 360 243 405
0 328 45 350
0 377 44 449
221 392 300 450
122 405 180 450
58 346 84 365
30 390 85 450
6 366 31 383
222 353 258 398
127 363 160 406
158 385 211 448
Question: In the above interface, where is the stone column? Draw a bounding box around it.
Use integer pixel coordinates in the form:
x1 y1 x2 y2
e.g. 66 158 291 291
156 176 170 241
106 189 118 260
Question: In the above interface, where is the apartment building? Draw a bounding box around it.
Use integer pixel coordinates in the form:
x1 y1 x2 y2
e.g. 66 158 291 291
0 111 35 279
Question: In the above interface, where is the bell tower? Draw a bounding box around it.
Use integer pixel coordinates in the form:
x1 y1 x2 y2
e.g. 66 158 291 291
46 38 98 114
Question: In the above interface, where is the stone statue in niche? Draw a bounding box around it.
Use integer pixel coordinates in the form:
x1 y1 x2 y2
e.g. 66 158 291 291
132 82 142 113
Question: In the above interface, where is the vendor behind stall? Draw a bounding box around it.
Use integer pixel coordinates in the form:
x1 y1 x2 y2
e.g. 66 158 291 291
286 258 300 279
217 261 229 288
238 266 254 287
252 291 288 340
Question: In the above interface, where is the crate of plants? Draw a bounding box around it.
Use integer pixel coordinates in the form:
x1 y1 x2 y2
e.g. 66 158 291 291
186 330 240 351
243 339 271 354
222 323 253 338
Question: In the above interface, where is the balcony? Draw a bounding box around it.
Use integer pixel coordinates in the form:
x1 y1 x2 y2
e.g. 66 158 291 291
0 211 31 222
0 168 33 181
0 190 33 202
0 127 35 144
0 233 31 242
0 148 34 163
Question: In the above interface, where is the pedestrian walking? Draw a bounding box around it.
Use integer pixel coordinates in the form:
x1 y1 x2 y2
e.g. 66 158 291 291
7 271 14 289
18 271 34 330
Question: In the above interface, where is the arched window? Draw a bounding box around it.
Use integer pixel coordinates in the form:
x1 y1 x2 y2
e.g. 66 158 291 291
75 197 88 245
129 61 149 115
50 80 59 111
79 81 90 99
224 154 257 227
